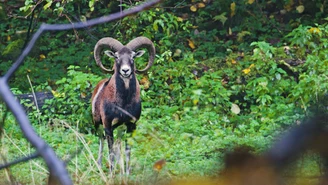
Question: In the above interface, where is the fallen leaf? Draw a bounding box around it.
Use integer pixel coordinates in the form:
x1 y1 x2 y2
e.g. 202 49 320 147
190 5 197 12
296 5 304 13
177 17 184 22
242 68 251 75
187 39 196 49
153 159 166 172
39 54 46 60
197 2 206 8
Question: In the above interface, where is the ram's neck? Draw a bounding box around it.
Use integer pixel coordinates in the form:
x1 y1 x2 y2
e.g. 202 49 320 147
115 74 138 105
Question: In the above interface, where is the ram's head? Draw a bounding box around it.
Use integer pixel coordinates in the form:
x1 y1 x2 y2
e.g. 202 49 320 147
94 37 155 77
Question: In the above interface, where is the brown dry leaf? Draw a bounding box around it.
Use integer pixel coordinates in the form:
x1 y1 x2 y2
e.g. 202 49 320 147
187 39 196 49
140 77 150 90
190 5 197 12
153 159 166 172
80 92 87 98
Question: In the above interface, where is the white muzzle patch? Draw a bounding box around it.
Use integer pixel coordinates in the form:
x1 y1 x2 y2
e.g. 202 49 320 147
120 64 132 78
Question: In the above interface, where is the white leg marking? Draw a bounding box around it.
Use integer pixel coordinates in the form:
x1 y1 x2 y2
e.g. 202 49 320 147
92 83 105 116
97 137 104 166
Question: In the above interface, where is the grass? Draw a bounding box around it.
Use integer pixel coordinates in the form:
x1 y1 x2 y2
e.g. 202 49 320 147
0 107 325 185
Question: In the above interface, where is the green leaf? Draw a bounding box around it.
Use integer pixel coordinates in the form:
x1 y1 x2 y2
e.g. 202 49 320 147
213 12 228 25
43 1 52 10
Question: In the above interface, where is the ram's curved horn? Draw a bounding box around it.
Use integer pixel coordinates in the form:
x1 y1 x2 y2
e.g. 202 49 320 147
126 36 155 73
94 37 124 72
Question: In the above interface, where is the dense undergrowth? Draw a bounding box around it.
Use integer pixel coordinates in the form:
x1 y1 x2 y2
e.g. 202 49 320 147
1 0 328 184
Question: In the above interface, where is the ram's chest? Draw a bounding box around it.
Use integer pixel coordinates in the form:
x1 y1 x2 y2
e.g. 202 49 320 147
103 99 141 125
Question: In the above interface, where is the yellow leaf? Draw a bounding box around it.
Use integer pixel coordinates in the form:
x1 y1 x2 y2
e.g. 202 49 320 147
231 59 237 64
230 2 236 17
7 35 11 41
228 27 232 35
39 54 46 60
247 0 255 4
187 39 196 49
51 90 65 98
197 2 206 8
153 159 166 172
249 64 255 68
193 99 199 105
296 5 304 13
308 27 321 34
242 68 251 75
177 17 184 22
190 5 197 12
140 77 150 90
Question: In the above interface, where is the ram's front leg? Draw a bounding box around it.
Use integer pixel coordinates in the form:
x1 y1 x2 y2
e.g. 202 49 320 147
104 127 115 172
94 121 104 167
125 123 136 175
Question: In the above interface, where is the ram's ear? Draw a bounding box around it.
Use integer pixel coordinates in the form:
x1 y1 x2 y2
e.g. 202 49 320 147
104 50 118 58
134 50 145 58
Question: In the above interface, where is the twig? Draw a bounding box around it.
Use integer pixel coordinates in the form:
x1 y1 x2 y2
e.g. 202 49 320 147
0 152 39 170
27 75 41 124
112 104 137 123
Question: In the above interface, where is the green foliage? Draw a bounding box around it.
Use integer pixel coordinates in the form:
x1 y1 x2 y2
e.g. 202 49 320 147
34 65 102 133
1 1 328 184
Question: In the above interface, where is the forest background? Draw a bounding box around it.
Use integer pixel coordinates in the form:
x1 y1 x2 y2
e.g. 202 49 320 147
0 0 328 184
